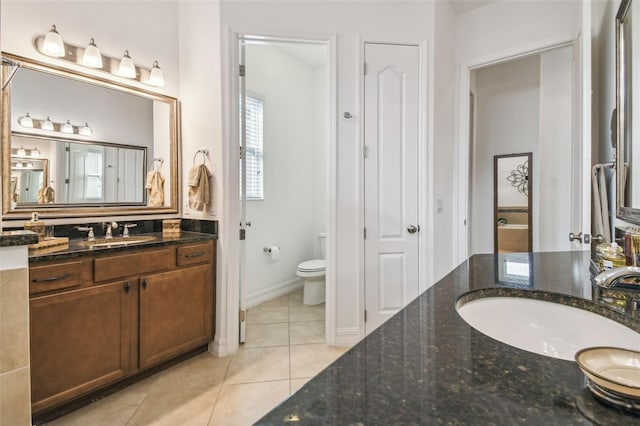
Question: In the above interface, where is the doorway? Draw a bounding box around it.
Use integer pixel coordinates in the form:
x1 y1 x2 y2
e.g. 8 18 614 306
363 42 421 334
468 45 576 255
237 36 330 345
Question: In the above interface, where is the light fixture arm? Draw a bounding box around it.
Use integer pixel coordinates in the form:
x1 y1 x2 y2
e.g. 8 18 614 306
1 57 21 89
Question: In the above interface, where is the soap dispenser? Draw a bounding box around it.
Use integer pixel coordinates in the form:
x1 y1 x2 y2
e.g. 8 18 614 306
23 212 45 242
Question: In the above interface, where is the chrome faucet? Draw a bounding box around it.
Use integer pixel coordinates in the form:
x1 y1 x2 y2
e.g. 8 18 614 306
76 226 95 242
122 223 137 238
594 266 640 290
104 222 118 239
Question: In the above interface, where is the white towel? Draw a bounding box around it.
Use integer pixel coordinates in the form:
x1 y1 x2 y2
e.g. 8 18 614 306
145 170 165 207
188 164 212 211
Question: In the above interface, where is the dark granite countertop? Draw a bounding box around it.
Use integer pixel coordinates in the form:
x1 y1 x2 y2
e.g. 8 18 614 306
258 251 640 425
0 230 39 247
28 231 217 263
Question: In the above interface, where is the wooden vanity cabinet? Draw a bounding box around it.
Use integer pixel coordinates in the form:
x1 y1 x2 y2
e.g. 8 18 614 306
29 240 215 414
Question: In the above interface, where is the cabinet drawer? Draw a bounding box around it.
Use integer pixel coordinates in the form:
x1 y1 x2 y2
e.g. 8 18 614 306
30 261 84 295
94 248 173 282
177 242 213 267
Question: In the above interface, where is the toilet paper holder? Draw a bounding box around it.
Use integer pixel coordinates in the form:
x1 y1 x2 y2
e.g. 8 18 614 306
263 246 280 253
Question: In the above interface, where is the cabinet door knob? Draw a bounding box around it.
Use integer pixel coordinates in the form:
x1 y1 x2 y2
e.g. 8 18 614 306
123 282 130 293
142 279 148 289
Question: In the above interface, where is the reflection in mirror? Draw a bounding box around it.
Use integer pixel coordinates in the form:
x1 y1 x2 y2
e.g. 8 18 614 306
494 153 532 253
617 0 640 222
1 52 179 219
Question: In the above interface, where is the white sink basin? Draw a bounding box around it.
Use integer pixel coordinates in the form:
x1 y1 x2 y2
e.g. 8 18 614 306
456 296 640 361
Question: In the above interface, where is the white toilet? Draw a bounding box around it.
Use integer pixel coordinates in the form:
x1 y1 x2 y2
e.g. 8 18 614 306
296 233 326 305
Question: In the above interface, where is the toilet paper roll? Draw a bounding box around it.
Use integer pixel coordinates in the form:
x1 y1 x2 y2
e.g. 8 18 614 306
270 246 280 261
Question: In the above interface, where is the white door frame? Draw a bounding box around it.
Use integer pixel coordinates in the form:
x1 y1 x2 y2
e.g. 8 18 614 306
358 37 432 337
453 34 591 264
217 27 337 355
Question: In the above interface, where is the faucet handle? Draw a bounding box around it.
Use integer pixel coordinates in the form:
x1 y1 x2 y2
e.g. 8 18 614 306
122 223 137 238
75 226 95 242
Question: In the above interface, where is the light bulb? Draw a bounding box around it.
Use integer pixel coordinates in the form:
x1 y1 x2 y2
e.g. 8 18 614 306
42 117 54 131
82 38 103 68
17 146 26 156
118 50 136 78
61 120 74 134
148 61 165 87
31 148 40 157
26 161 34 169
15 162 23 169
19 113 33 128
79 123 92 136
42 25 65 57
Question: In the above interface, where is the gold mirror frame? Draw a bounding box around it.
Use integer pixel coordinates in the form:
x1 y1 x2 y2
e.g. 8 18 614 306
1 52 180 219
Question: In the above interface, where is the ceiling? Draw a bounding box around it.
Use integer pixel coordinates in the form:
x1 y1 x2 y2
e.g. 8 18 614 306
449 0 495 14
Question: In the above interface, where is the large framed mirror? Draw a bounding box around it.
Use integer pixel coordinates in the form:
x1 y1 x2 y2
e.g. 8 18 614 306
1 52 179 219
494 153 532 253
616 0 640 223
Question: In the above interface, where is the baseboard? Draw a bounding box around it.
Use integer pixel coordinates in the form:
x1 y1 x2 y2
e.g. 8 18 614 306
208 336 226 357
245 278 303 309
335 327 361 347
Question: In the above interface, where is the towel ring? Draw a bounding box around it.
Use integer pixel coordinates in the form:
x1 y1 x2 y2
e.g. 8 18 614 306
193 149 209 165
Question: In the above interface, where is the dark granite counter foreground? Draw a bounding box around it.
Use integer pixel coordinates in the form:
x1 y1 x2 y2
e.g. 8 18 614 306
28 231 217 263
0 230 38 247
258 251 640 425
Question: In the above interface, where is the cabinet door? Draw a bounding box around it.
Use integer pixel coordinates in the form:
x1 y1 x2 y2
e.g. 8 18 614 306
139 264 213 369
30 280 132 413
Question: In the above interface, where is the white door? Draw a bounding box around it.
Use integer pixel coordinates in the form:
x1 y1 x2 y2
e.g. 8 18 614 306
364 43 420 334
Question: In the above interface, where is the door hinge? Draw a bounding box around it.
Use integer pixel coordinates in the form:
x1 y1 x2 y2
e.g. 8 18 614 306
364 227 367 239
364 310 367 322
239 146 246 160
363 62 367 75
239 228 246 240
239 64 246 77
239 310 246 322
363 145 368 158
64 178 69 184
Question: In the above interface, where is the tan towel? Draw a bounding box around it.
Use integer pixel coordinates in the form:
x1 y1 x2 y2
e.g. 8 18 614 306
37 186 55 204
145 170 165 207
188 164 212 211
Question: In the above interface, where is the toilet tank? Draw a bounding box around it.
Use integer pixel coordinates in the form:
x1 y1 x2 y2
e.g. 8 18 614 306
318 233 326 258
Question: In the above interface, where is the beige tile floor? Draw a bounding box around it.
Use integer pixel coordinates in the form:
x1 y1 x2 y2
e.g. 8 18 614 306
46 288 348 426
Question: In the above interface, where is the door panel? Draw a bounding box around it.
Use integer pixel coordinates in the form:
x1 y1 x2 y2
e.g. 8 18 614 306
364 43 420 333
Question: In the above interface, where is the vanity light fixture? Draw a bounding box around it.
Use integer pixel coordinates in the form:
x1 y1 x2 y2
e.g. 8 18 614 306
31 148 41 157
42 25 65 57
15 162 23 169
148 61 165 87
42 116 54 131
61 120 74 134
82 38 103 68
118 50 136 78
18 113 34 128
17 146 26 156
79 123 92 136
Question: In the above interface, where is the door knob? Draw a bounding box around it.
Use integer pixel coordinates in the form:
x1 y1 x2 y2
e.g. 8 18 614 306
569 232 583 243
407 225 418 234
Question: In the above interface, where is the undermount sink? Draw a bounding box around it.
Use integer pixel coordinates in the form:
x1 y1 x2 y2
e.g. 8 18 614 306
456 295 640 361
78 235 157 248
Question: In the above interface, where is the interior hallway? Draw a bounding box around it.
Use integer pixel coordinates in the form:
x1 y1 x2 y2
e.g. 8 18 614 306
46 288 347 426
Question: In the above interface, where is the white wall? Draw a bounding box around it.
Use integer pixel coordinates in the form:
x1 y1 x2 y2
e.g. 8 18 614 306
472 55 540 254
244 43 325 305
220 0 440 346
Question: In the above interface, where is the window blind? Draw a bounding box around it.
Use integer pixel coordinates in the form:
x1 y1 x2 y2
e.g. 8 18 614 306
243 96 264 200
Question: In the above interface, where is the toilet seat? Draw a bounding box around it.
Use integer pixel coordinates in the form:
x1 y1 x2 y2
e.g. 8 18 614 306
297 259 326 273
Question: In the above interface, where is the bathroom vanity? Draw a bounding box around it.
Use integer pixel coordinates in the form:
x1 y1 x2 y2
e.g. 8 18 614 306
27 231 216 416
258 251 640 424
